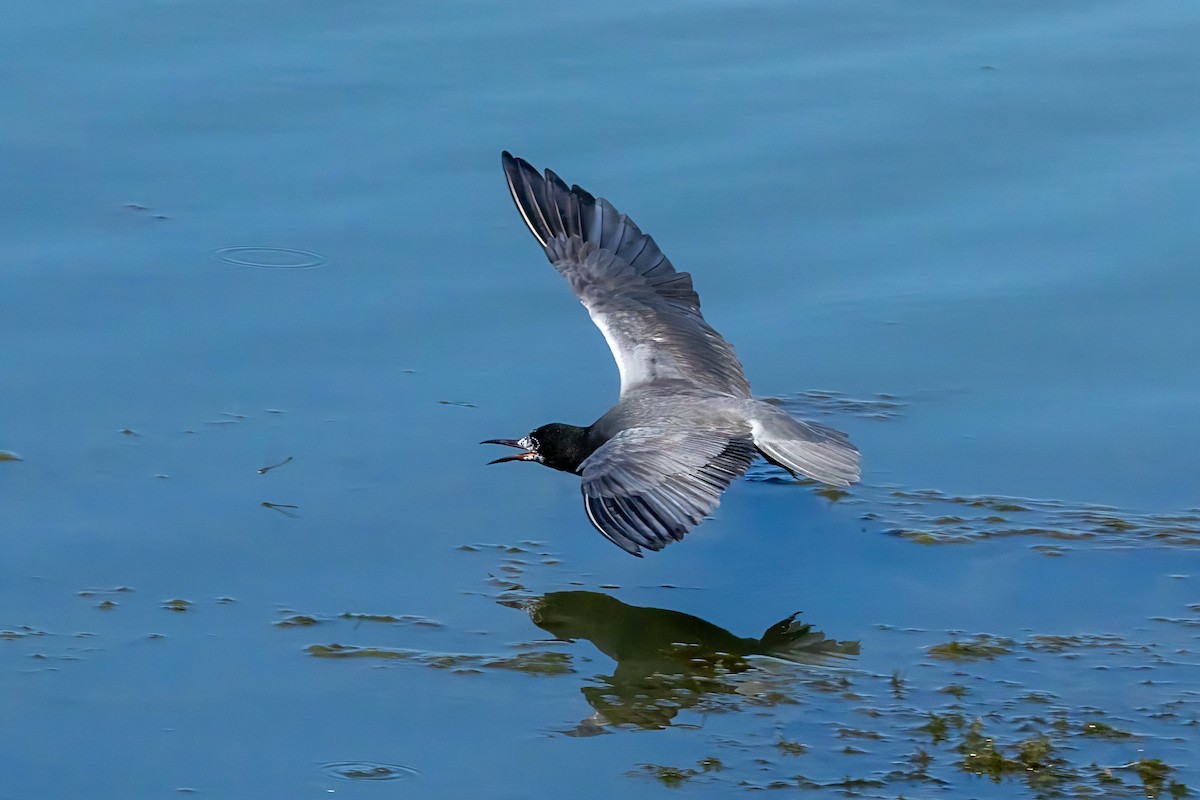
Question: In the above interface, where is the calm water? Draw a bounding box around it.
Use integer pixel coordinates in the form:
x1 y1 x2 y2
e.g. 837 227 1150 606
3 1 1199 797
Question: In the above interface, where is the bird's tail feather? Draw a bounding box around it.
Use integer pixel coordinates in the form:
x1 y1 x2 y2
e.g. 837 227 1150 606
748 401 860 487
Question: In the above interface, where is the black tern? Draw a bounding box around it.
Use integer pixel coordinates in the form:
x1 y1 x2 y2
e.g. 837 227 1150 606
485 152 860 556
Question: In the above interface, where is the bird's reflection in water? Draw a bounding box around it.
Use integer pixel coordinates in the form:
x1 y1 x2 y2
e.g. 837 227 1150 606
503 590 859 735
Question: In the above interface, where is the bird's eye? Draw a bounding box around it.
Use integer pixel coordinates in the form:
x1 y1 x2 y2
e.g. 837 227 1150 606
529 436 540 450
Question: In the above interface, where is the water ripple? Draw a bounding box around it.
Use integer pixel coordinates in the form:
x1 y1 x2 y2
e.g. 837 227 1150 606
319 761 418 782
212 246 326 270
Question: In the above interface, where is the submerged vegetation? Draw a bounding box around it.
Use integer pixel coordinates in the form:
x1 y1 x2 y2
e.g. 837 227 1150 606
882 489 1200 548
305 643 573 675
279 544 1199 798
928 635 1014 660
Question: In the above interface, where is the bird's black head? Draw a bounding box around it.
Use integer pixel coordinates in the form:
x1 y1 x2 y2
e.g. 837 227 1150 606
482 422 592 474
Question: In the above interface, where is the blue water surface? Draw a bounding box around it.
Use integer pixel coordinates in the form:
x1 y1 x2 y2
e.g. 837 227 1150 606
3 1 1198 797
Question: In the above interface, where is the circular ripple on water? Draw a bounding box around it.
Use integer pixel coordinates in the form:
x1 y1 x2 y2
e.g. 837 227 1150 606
319 761 419 782
213 246 326 270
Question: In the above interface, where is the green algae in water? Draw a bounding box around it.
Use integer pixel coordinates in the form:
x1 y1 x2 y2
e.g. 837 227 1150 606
827 775 885 789
629 758 724 787
816 487 849 502
957 722 1071 790
306 644 417 660
1116 759 1193 799
637 765 693 787
837 727 884 741
929 636 1013 660
882 488 1200 547
776 738 807 756
1080 720 1134 739
305 643 571 675
917 712 965 744
482 651 572 675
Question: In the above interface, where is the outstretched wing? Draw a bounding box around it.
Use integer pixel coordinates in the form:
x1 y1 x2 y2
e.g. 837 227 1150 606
502 152 750 398
578 427 757 556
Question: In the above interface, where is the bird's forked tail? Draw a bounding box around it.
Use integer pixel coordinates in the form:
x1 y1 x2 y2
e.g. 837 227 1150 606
748 401 860 487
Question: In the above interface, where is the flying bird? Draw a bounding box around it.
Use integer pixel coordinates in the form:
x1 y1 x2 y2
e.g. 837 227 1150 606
484 152 860 556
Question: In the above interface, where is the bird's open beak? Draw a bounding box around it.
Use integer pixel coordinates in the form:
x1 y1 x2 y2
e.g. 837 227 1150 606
481 439 539 464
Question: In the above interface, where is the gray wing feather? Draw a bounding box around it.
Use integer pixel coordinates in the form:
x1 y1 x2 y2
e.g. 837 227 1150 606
502 152 751 398
579 428 757 555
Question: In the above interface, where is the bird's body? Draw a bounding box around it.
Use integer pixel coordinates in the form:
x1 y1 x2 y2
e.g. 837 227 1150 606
485 153 860 556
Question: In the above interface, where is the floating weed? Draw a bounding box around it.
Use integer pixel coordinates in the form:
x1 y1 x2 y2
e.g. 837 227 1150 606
274 615 321 627
1025 633 1140 653
917 712 965 745
631 764 694 787
776 738 807 756
828 775 885 789
305 643 571 675
879 488 1200 548
306 644 417 660
816 487 849 502
1017 691 1057 704
1152 615 1200 628
1111 759 1193 799
483 651 572 675
161 599 191 612
803 674 854 693
837 727 885 741
1080 720 1134 739
1 627 47 640
311 528 1197 797
957 722 1072 789
629 758 724 787
899 747 935 780
0 450 23 461
929 635 1013 660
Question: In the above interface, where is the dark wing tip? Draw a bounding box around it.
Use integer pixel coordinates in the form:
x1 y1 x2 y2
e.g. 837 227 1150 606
500 150 524 166
501 151 554 247
571 183 596 204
